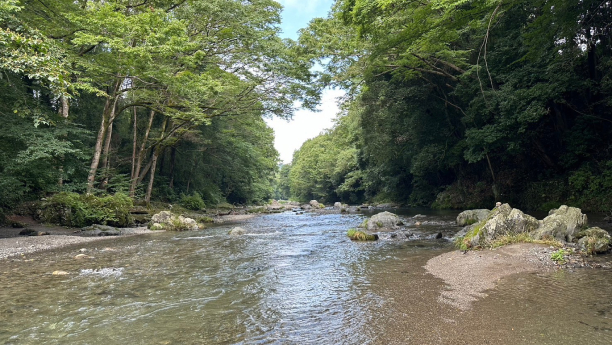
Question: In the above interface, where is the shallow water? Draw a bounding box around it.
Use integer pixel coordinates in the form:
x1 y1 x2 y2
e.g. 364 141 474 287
1 211 611 344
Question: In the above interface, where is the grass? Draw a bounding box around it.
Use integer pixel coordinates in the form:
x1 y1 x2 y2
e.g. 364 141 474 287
490 233 563 249
551 249 568 264
347 228 378 241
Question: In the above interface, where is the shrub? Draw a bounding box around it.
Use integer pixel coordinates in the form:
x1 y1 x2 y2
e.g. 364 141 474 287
181 192 205 211
37 192 133 227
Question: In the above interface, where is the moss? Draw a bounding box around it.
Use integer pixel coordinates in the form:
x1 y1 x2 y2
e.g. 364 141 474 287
150 223 165 231
376 221 383 228
464 218 478 226
455 221 485 250
359 219 369 228
347 228 378 241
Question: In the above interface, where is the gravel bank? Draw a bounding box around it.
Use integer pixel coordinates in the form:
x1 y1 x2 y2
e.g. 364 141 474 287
424 243 556 310
0 227 156 260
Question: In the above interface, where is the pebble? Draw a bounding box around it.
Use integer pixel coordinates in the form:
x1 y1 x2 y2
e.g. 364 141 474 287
74 254 93 260
52 271 69 275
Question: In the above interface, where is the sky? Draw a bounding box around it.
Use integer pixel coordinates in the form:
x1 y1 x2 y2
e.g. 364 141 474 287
265 0 340 164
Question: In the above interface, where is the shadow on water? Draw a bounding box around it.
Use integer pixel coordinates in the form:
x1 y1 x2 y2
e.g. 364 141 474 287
0 211 611 344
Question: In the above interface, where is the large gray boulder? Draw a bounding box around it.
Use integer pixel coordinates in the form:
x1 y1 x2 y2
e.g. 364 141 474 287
534 205 588 242
456 209 490 226
460 204 538 248
576 227 611 254
148 211 199 231
366 211 403 231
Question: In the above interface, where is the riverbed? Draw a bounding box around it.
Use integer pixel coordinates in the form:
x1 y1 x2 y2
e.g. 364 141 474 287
1 211 611 344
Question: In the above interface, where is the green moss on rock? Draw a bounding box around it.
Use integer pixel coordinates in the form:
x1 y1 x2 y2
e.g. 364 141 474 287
347 228 378 241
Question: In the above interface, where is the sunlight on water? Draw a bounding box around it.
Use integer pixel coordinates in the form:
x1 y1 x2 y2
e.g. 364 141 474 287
1 211 611 344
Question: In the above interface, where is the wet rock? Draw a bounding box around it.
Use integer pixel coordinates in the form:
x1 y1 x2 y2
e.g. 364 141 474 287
18 228 37 236
534 205 588 242
333 202 342 209
52 271 69 275
435 232 443 239
347 229 378 241
366 211 403 232
18 229 49 236
576 227 611 254
376 203 395 208
456 209 489 226
309 200 320 208
228 227 247 236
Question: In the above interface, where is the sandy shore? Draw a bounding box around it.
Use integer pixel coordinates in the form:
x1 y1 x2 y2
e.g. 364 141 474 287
424 243 557 310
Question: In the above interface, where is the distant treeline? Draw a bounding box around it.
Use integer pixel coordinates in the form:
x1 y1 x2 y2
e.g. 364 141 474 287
284 0 612 212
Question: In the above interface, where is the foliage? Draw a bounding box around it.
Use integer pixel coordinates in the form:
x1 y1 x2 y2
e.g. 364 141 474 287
551 249 568 264
287 0 612 211
37 192 133 227
181 192 205 211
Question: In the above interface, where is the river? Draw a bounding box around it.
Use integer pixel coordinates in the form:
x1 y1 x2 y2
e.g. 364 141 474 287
1 210 611 344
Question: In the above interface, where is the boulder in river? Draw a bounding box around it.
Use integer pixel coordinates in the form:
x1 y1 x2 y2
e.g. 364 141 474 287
347 228 378 241
148 211 199 231
575 227 611 254
458 204 538 248
456 209 489 226
228 227 247 236
534 205 588 242
366 211 403 231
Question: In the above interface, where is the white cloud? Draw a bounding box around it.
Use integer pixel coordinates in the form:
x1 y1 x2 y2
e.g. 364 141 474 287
266 88 345 163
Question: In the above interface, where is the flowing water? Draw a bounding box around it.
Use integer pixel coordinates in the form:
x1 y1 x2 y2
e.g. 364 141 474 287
1 210 611 344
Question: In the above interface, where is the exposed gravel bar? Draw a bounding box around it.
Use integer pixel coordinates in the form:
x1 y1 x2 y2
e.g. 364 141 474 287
0 227 156 260
424 243 556 310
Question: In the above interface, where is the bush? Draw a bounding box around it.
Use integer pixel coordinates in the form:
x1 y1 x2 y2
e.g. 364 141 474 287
181 192 205 211
37 192 133 227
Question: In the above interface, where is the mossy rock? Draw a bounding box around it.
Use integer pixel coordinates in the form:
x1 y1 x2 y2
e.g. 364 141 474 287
576 227 611 254
347 229 378 241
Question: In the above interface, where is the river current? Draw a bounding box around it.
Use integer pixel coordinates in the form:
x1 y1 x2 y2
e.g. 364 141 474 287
1 210 611 344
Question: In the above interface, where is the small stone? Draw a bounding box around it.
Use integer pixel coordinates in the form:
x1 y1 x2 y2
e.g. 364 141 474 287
74 254 93 260
52 271 69 275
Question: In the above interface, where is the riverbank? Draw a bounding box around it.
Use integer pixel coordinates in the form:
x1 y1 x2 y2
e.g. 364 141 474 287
424 243 587 310
0 213 259 260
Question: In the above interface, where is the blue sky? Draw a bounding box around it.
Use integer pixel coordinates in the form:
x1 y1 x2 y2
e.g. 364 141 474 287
266 0 341 164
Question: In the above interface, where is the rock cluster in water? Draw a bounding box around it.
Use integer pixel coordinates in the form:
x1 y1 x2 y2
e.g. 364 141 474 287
148 211 199 231
455 204 611 254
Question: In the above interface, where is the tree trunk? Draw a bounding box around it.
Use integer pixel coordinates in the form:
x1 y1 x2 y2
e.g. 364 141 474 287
131 107 138 180
58 96 69 118
168 146 176 189
145 116 168 204
86 79 122 193
100 122 114 190
129 109 155 197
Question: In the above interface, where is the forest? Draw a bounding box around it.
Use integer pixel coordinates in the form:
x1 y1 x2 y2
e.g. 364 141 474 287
1 0 612 219
0 0 318 220
285 0 612 212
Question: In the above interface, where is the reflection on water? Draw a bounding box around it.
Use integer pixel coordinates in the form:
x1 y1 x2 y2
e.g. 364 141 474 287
0 211 611 344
